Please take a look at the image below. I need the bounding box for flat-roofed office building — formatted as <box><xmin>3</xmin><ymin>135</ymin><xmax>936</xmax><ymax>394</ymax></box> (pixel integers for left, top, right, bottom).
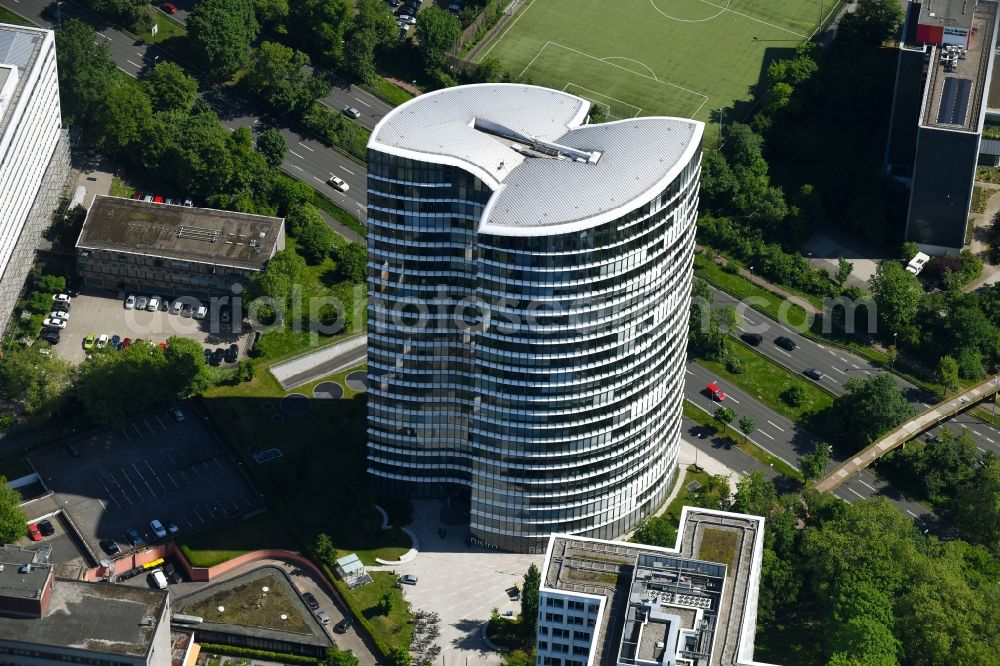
<box><xmin>366</xmin><ymin>84</ymin><xmax>703</xmax><ymax>552</ymax></box>
<box><xmin>0</xmin><ymin>23</ymin><xmax>70</xmax><ymax>335</ymax></box>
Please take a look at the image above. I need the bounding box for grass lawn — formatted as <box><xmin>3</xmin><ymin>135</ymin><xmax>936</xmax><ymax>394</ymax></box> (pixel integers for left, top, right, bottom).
<box><xmin>971</xmin><ymin>185</ymin><xmax>995</xmax><ymax>213</ymax></box>
<box><xmin>180</xmin><ymin>573</ymin><xmax>311</xmax><ymax>634</ymax></box>
<box><xmin>350</xmin><ymin>572</ymin><xmax>414</xmax><ymax>650</ymax></box>
<box><xmin>695</xmin><ymin>253</ymin><xmax>817</xmax><ymax>323</ymax></box>
<box><xmin>698</xmin><ymin>341</ymin><xmax>834</xmax><ymax>421</ymax></box>
<box><xmin>697</xmin><ymin>528</ymin><xmax>740</xmax><ymax>566</ymax></box>
<box><xmin>364</xmin><ymin>76</ymin><xmax>414</xmax><ymax>107</ymax></box>
<box><xmin>109</xmin><ymin>177</ymin><xmax>135</xmax><ymax>199</ymax></box>
<box><xmin>0</xmin><ymin>6</ymin><xmax>35</xmax><ymax>26</ymax></box>
<box><xmin>138</xmin><ymin>7</ymin><xmax>187</xmax><ymax>44</ymax></box>
<box><xmin>479</xmin><ymin>0</ymin><xmax>838</xmax><ymax>133</ymax></box>
<box><xmin>683</xmin><ymin>401</ymin><xmax>804</xmax><ymax>482</ymax></box>
<box><xmin>660</xmin><ymin>465</ymin><xmax>718</xmax><ymax>525</ymax></box>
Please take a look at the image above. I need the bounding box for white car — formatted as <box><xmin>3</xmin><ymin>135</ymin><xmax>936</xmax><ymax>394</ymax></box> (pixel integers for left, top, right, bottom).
<box><xmin>194</xmin><ymin>305</ymin><xmax>208</xmax><ymax>320</ymax></box>
<box><xmin>169</xmin><ymin>300</ymin><xmax>183</xmax><ymax>315</ymax></box>
<box><xmin>124</xmin><ymin>294</ymin><xmax>136</xmax><ymax>310</ymax></box>
<box><xmin>399</xmin><ymin>13</ymin><xmax>416</xmax><ymax>24</ymax></box>
<box><xmin>96</xmin><ymin>334</ymin><xmax>109</xmax><ymax>348</ymax></box>
<box><xmin>43</xmin><ymin>317</ymin><xmax>67</xmax><ymax>329</ymax></box>
<box><xmin>48</xmin><ymin>311</ymin><xmax>69</xmax><ymax>320</ymax></box>
<box><xmin>328</xmin><ymin>175</ymin><xmax>349</xmax><ymax>192</ymax></box>
<box><xmin>52</xmin><ymin>293</ymin><xmax>71</xmax><ymax>304</ymax></box>
<box><xmin>150</xmin><ymin>519</ymin><xmax>168</xmax><ymax>539</ymax></box>
<box><xmin>147</xmin><ymin>295</ymin><xmax>161</xmax><ymax>311</ymax></box>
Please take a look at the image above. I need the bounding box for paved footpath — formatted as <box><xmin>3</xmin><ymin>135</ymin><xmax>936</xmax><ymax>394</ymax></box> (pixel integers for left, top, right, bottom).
<box><xmin>269</xmin><ymin>334</ymin><xmax>367</xmax><ymax>389</ymax></box>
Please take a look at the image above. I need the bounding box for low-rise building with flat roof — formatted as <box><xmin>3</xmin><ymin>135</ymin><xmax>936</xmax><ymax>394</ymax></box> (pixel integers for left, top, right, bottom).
<box><xmin>76</xmin><ymin>195</ymin><xmax>284</xmax><ymax>297</ymax></box>
<box><xmin>0</xmin><ymin>544</ymin><xmax>171</xmax><ymax>665</ymax></box>
<box><xmin>536</xmin><ymin>507</ymin><xmax>776</xmax><ymax>666</ymax></box>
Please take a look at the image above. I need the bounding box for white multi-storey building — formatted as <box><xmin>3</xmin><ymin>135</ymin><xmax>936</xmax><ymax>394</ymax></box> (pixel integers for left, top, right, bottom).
<box><xmin>0</xmin><ymin>23</ymin><xmax>69</xmax><ymax>335</ymax></box>
<box><xmin>366</xmin><ymin>84</ymin><xmax>702</xmax><ymax>553</ymax></box>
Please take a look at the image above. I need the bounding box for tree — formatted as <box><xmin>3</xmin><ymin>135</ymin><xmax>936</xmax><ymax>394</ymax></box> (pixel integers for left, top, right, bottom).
<box><xmin>92</xmin><ymin>76</ymin><xmax>153</xmax><ymax>156</ymax></box>
<box><xmin>799</xmin><ymin>442</ymin><xmax>831</xmax><ymax>481</ymax></box>
<box><xmin>254</xmin><ymin>0</ymin><xmax>289</xmax><ymax>33</ymax></box>
<box><xmin>142</xmin><ymin>62</ymin><xmax>198</xmax><ymax>113</ymax></box>
<box><xmin>474</xmin><ymin>56</ymin><xmax>506</xmax><ymax>83</ymax></box>
<box><xmin>388</xmin><ymin>647</ymin><xmax>411</xmax><ymax>666</ymax></box>
<box><xmin>0</xmin><ymin>479</ymin><xmax>27</xmax><ymax>544</ymax></box>
<box><xmin>344</xmin><ymin>29</ymin><xmax>377</xmax><ymax>83</ymax></box>
<box><xmin>738</xmin><ymin>416</ymin><xmax>756</xmax><ymax>443</ymax></box>
<box><xmin>0</xmin><ymin>347</ymin><xmax>72</xmax><ymax>418</ymax></box>
<box><xmin>714</xmin><ymin>407</ymin><xmax>736</xmax><ymax>431</ymax></box>
<box><xmin>912</xmin><ymin>429</ymin><xmax>979</xmax><ymax>502</ymax></box>
<box><xmin>314</xmin><ymin>532</ymin><xmax>337</xmax><ymax>566</ymax></box>
<box><xmin>949</xmin><ymin>455</ymin><xmax>1000</xmax><ymax>554</ymax></box>
<box><xmin>520</xmin><ymin>563</ymin><xmax>541</xmax><ymax>640</ymax></box>
<box><xmin>415</xmin><ymin>6</ymin><xmax>461</xmax><ymax>70</ymax></box>
<box><xmin>900</xmin><ymin>241</ymin><xmax>920</xmax><ymax>262</ymax></box>
<box><xmin>732</xmin><ymin>471</ymin><xmax>777</xmax><ymax>517</ymax></box>
<box><xmin>351</xmin><ymin>0</ymin><xmax>397</xmax><ymax>47</ymax></box>
<box><xmin>56</xmin><ymin>20</ymin><xmax>118</xmax><ymax>127</ymax></box>
<box><xmin>782</xmin><ymin>385</ymin><xmax>807</xmax><ymax>407</ymax></box>
<box><xmin>165</xmin><ymin>337</ymin><xmax>213</xmax><ymax>395</ymax></box>
<box><xmin>188</xmin><ymin>0</ymin><xmax>260</xmax><ymax>79</ymax></box>
<box><xmin>242</xmin><ymin>41</ymin><xmax>329</xmax><ymax>115</ymax></box>
<box><xmin>288</xmin><ymin>0</ymin><xmax>352</xmax><ymax>65</ymax></box>
<box><xmin>839</xmin><ymin>0</ymin><xmax>904</xmax><ymax>47</ymax></box>
<box><xmin>868</xmin><ymin>260</ymin><xmax>922</xmax><ymax>341</ymax></box>
<box><xmin>377</xmin><ymin>591</ymin><xmax>394</xmax><ymax>615</ymax></box>
<box><xmin>632</xmin><ymin>516</ymin><xmax>677</xmax><ymax>548</ymax></box>
<box><xmin>256</xmin><ymin>127</ymin><xmax>287</xmax><ymax>168</ymax></box>
<box><xmin>827</xmin><ymin>374</ymin><xmax>914</xmax><ymax>453</ymax></box>
<box><xmin>325</xmin><ymin>648</ymin><xmax>360</xmax><ymax>666</ymax></box>
<box><xmin>297</xmin><ymin>214</ymin><xmax>337</xmax><ymax>264</ymax></box>
<box><xmin>249</xmin><ymin>249</ymin><xmax>308</xmax><ymax>303</ymax></box>
<box><xmin>835</xmin><ymin>257</ymin><xmax>854</xmax><ymax>288</ymax></box>
<box><xmin>335</xmin><ymin>242</ymin><xmax>368</xmax><ymax>283</ymax></box>
<box><xmin>936</xmin><ymin>355</ymin><xmax>960</xmax><ymax>393</ymax></box>
<box><xmin>75</xmin><ymin>343</ymin><xmax>174</xmax><ymax>424</ymax></box>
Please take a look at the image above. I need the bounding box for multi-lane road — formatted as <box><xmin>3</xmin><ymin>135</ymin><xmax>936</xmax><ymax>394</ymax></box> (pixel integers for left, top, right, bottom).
<box><xmin>3</xmin><ymin>0</ymin><xmax>370</xmax><ymax>221</ymax></box>
<box><xmin>707</xmin><ymin>284</ymin><xmax>1000</xmax><ymax>457</ymax></box>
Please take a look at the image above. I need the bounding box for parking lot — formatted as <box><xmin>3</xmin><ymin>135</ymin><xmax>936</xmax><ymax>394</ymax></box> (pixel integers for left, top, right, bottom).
<box><xmin>49</xmin><ymin>291</ymin><xmax>248</xmax><ymax>365</ymax></box>
<box><xmin>17</xmin><ymin>500</ymin><xmax>93</xmax><ymax>579</ymax></box>
<box><xmin>28</xmin><ymin>403</ymin><xmax>263</xmax><ymax>559</ymax></box>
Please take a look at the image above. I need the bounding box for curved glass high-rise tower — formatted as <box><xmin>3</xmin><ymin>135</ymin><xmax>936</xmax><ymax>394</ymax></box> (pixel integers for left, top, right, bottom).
<box><xmin>367</xmin><ymin>84</ymin><xmax>703</xmax><ymax>553</ymax></box>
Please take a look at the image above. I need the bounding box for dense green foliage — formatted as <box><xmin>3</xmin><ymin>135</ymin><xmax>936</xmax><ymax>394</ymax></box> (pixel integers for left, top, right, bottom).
<box><xmin>241</xmin><ymin>41</ymin><xmax>330</xmax><ymax>116</ymax></box>
<box><xmin>0</xmin><ymin>480</ymin><xmax>28</xmax><ymax>545</ymax></box>
<box><xmin>824</xmin><ymin>374</ymin><xmax>914</xmax><ymax>454</ymax></box>
<box><xmin>520</xmin><ymin>564</ymin><xmax>540</xmax><ymax>641</ymax></box>
<box><xmin>256</xmin><ymin>127</ymin><xmax>287</xmax><ymax>168</ymax></box>
<box><xmin>188</xmin><ymin>0</ymin><xmax>260</xmax><ymax>79</ymax></box>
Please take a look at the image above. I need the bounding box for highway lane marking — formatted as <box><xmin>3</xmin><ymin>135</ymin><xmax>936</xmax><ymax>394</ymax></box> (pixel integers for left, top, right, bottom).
<box><xmin>298</xmin><ymin>142</ymin><xmax>315</xmax><ymax>152</ymax></box>
<box><xmin>960</xmin><ymin>423</ymin><xmax>968</xmax><ymax>429</ymax></box>
<box><xmin>226</xmin><ymin>127</ymin><xmax>235</xmax><ymax>132</ymax></box>
<box><xmin>758</xmin><ymin>430</ymin><xmax>774</xmax><ymax>440</ymax></box>
<box><xmin>978</xmin><ymin>446</ymin><xmax>987</xmax><ymax>452</ymax></box>
<box><xmin>859</xmin><ymin>479</ymin><xmax>877</xmax><ymax>492</ymax></box>
<box><xmin>848</xmin><ymin>487</ymin><xmax>865</xmax><ymax>499</ymax></box>
<box><xmin>98</xmin><ymin>33</ymin><xmax>112</xmax><ymax>41</ymax></box>
<box><xmin>685</xmin><ymin>369</ymin><xmax>693</xmax><ymax>375</ymax></box>
<box><xmin>864</xmin><ymin>370</ymin><xmax>871</xmax><ymax>375</ymax></box>
<box><xmin>839</xmin><ymin>357</ymin><xmax>849</xmax><ymax>363</ymax></box>
<box><xmin>974</xmin><ymin>430</ymin><xmax>985</xmax><ymax>437</ymax></box>
<box><xmin>832</xmin><ymin>367</ymin><xmax>847</xmax><ymax>375</ymax></box>
<box><xmin>921</xmin><ymin>403</ymin><xmax>931</xmax><ymax>408</ymax></box>
<box><xmin>828</xmin><ymin>350</ymin><xmax>837</xmax><ymax>356</ymax></box>
<box><xmin>354</xmin><ymin>97</ymin><xmax>372</xmax><ymax>108</ymax></box>
<box><xmin>339</xmin><ymin>165</ymin><xmax>356</xmax><ymax>174</ymax></box>
<box><xmin>824</xmin><ymin>375</ymin><xmax>838</xmax><ymax>383</ymax></box>
<box><xmin>292</xmin><ymin>164</ymin><xmax>303</xmax><ymax>171</ymax></box>
<box><xmin>816</xmin><ymin>343</ymin><xmax>824</xmax><ymax>349</ymax></box>
<box><xmin>906</xmin><ymin>509</ymin><xmax>918</xmax><ymax>518</ymax></box>
<box><xmin>776</xmin><ymin>348</ymin><xmax>793</xmax><ymax>358</ymax></box>
<box><xmin>288</xmin><ymin>149</ymin><xmax>304</xmax><ymax>159</ymax></box>
<box><xmin>313</xmin><ymin>176</ymin><xmax>325</xmax><ymax>183</ymax></box>
<box><xmin>726</xmin><ymin>395</ymin><xmax>740</xmax><ymax>404</ymax></box>
<box><xmin>851</xmin><ymin>363</ymin><xmax>860</xmax><ymax>369</ymax></box>
<box><xmin>987</xmin><ymin>437</ymin><xmax>996</xmax><ymax>443</ymax></box>
<box><xmin>766</xmin><ymin>420</ymin><xmax>784</xmax><ymax>432</ymax></box>
<box><xmin>126</xmin><ymin>59</ymin><xmax>142</xmax><ymax>69</ymax></box>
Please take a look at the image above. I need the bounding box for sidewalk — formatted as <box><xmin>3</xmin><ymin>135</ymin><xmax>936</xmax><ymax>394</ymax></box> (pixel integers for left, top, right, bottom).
<box><xmin>268</xmin><ymin>334</ymin><xmax>367</xmax><ymax>389</ymax></box>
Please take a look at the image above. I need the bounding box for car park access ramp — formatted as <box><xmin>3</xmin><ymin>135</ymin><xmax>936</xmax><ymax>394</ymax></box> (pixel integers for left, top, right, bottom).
<box><xmin>814</xmin><ymin>375</ymin><xmax>1000</xmax><ymax>493</ymax></box>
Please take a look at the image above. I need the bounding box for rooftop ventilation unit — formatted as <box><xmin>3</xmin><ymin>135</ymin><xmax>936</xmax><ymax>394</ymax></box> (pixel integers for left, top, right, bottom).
<box><xmin>177</xmin><ymin>226</ymin><xmax>220</xmax><ymax>243</ymax></box>
<box><xmin>472</xmin><ymin>117</ymin><xmax>600</xmax><ymax>164</ymax></box>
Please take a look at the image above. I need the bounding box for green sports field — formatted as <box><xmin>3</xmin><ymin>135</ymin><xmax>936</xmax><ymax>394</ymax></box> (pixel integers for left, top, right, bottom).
<box><xmin>477</xmin><ymin>0</ymin><xmax>840</xmax><ymax>128</ymax></box>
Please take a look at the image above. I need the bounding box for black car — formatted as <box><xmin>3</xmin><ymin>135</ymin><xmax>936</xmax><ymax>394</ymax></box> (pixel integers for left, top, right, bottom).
<box><xmin>774</xmin><ymin>336</ymin><xmax>797</xmax><ymax>351</ymax></box>
<box><xmin>302</xmin><ymin>592</ymin><xmax>320</xmax><ymax>611</ymax></box>
<box><xmin>210</xmin><ymin>348</ymin><xmax>225</xmax><ymax>366</ymax></box>
<box><xmin>740</xmin><ymin>332</ymin><xmax>762</xmax><ymax>346</ymax></box>
<box><xmin>37</xmin><ymin>519</ymin><xmax>55</xmax><ymax>537</ymax></box>
<box><xmin>100</xmin><ymin>539</ymin><xmax>121</xmax><ymax>556</ymax></box>
<box><xmin>40</xmin><ymin>330</ymin><xmax>60</xmax><ymax>344</ymax></box>
<box><xmin>52</xmin><ymin>300</ymin><xmax>70</xmax><ymax>313</ymax></box>
<box><xmin>334</xmin><ymin>617</ymin><xmax>353</xmax><ymax>633</ymax></box>
<box><xmin>224</xmin><ymin>343</ymin><xmax>239</xmax><ymax>363</ymax></box>
<box><xmin>804</xmin><ymin>368</ymin><xmax>825</xmax><ymax>381</ymax></box>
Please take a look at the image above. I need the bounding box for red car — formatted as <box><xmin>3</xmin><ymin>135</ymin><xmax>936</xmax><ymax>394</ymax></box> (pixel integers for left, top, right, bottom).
<box><xmin>707</xmin><ymin>382</ymin><xmax>727</xmax><ymax>402</ymax></box>
<box><xmin>153</xmin><ymin>195</ymin><xmax>165</xmax><ymax>204</ymax></box>
<box><xmin>161</xmin><ymin>2</ymin><xmax>177</xmax><ymax>12</ymax></box>
<box><xmin>121</xmin><ymin>337</ymin><xmax>131</xmax><ymax>348</ymax></box>
<box><xmin>158</xmin><ymin>342</ymin><xmax>167</xmax><ymax>352</ymax></box>
<box><xmin>27</xmin><ymin>524</ymin><xmax>42</xmax><ymax>541</ymax></box>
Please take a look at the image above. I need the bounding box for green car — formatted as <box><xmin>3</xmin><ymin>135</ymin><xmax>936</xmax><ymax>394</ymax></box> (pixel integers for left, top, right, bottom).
<box><xmin>83</xmin><ymin>333</ymin><xmax>96</xmax><ymax>350</ymax></box>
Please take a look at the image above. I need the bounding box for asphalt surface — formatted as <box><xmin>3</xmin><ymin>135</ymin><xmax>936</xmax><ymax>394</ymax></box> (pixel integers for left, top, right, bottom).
<box><xmin>323</xmin><ymin>80</ymin><xmax>394</xmax><ymax>130</ymax></box>
<box><xmin>708</xmin><ymin>284</ymin><xmax>1000</xmax><ymax>457</ymax></box>
<box><xmin>684</xmin><ymin>362</ymin><xmax>935</xmax><ymax>524</ymax></box>
<box><xmin>4</xmin><ymin>0</ymin><xmax>370</xmax><ymax>224</ymax></box>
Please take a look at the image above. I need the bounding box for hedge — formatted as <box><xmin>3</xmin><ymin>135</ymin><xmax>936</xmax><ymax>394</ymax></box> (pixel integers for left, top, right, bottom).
<box><xmin>196</xmin><ymin>643</ymin><xmax>321</xmax><ymax>665</ymax></box>
<box><xmin>323</xmin><ymin>562</ymin><xmax>395</xmax><ymax>659</ymax></box>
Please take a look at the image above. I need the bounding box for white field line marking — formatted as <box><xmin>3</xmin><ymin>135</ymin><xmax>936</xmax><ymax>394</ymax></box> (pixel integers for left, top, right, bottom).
<box><xmin>808</xmin><ymin>0</ymin><xmax>845</xmax><ymax>40</ymax></box>
<box><xmin>600</xmin><ymin>56</ymin><xmax>658</xmax><ymax>80</ymax></box>
<box><xmin>563</xmin><ymin>82</ymin><xmax>642</xmax><ymax>117</ymax></box>
<box><xmin>288</xmin><ymin>149</ymin><xmax>304</xmax><ymax>159</ymax></box>
<box><xmin>480</xmin><ymin>0</ymin><xmax>539</xmax><ymax>59</ymax></box>
<box><xmin>695</xmin><ymin>0</ymin><xmax>809</xmax><ymax>38</ymax></box>
<box><xmin>297</xmin><ymin>142</ymin><xmax>314</xmax><ymax>152</ymax></box>
<box><xmin>767</xmin><ymin>420</ymin><xmax>784</xmax><ymax>432</ymax></box>
<box><xmin>523</xmin><ymin>41</ymin><xmax>709</xmax><ymax>116</ymax></box>
<box><xmin>649</xmin><ymin>0</ymin><xmax>730</xmax><ymax>23</ymax></box>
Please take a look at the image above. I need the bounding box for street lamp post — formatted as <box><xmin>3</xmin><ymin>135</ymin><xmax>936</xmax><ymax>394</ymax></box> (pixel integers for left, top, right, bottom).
<box><xmin>890</xmin><ymin>332</ymin><xmax>898</xmax><ymax>369</ymax></box>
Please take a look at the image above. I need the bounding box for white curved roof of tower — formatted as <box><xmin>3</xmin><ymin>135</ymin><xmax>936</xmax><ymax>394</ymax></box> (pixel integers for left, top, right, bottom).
<box><xmin>368</xmin><ymin>83</ymin><xmax>704</xmax><ymax>236</ymax></box>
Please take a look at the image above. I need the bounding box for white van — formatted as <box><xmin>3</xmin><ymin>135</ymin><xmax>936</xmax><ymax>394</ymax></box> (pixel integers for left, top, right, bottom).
<box><xmin>150</xmin><ymin>570</ymin><xmax>168</xmax><ymax>590</ymax></box>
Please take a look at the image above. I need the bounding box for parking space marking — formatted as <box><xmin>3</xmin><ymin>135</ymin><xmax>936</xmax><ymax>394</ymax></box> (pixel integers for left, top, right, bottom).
<box><xmin>166</xmin><ymin>451</ymin><xmax>178</xmax><ymax>466</ymax></box>
<box><xmin>178</xmin><ymin>469</ymin><xmax>191</xmax><ymax>485</ymax></box>
<box><xmin>131</xmin><ymin>422</ymin><xmax>142</xmax><ymax>437</ymax></box>
<box><xmin>121</xmin><ymin>427</ymin><xmax>131</xmax><ymax>442</ymax></box>
<box><xmin>229</xmin><ymin>497</ymin><xmax>241</xmax><ymax>513</ymax></box>
<box><xmin>192</xmin><ymin>506</ymin><xmax>205</xmax><ymax>524</ymax></box>
<box><xmin>143</xmin><ymin>419</ymin><xmax>155</xmax><ymax>434</ymax></box>
<box><xmin>166</xmin><ymin>472</ymin><xmax>180</xmax><ymax>489</ymax></box>
<box><xmin>153</xmin><ymin>415</ymin><xmax>166</xmax><ymax>431</ymax></box>
<box><xmin>213</xmin><ymin>457</ymin><xmax>226</xmax><ymax>473</ymax></box>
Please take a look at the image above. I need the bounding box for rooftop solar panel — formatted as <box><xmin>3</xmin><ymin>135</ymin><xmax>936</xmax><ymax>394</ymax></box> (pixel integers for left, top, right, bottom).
<box><xmin>938</xmin><ymin>76</ymin><xmax>973</xmax><ymax>125</ymax></box>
